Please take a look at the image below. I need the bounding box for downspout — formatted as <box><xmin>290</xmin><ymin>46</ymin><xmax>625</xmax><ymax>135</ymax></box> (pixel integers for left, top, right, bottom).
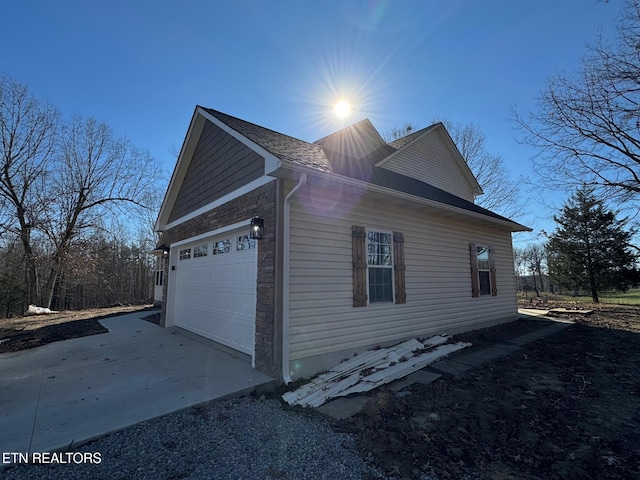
<box><xmin>282</xmin><ymin>173</ymin><xmax>307</xmax><ymax>384</ymax></box>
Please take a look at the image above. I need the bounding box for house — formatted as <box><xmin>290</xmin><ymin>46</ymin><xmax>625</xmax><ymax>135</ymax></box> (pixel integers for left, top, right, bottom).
<box><xmin>154</xmin><ymin>106</ymin><xmax>530</xmax><ymax>382</ymax></box>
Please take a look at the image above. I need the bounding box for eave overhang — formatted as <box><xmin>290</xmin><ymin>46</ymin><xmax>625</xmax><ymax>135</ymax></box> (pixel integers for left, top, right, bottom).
<box><xmin>270</xmin><ymin>162</ymin><xmax>530</xmax><ymax>233</ymax></box>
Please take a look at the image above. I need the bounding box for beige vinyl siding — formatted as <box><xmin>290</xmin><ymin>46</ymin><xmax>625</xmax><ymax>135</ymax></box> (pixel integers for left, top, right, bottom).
<box><xmin>288</xmin><ymin>184</ymin><xmax>517</xmax><ymax>362</ymax></box>
<box><xmin>381</xmin><ymin>129</ymin><xmax>477</xmax><ymax>202</ymax></box>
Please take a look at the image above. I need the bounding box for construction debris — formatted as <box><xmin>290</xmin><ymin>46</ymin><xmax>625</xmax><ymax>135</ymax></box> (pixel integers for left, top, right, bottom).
<box><xmin>24</xmin><ymin>305</ymin><xmax>58</xmax><ymax>316</ymax></box>
<box><xmin>548</xmin><ymin>308</ymin><xmax>594</xmax><ymax>316</ymax></box>
<box><xmin>283</xmin><ymin>335</ymin><xmax>471</xmax><ymax>407</ymax></box>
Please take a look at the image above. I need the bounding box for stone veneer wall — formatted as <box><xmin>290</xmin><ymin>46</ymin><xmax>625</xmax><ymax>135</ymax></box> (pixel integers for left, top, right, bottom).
<box><xmin>158</xmin><ymin>181</ymin><xmax>278</xmax><ymax>376</ymax></box>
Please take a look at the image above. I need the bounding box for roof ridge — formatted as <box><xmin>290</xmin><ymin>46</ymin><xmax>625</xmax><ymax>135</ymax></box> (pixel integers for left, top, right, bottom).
<box><xmin>388</xmin><ymin>123</ymin><xmax>440</xmax><ymax>148</ymax></box>
<box><xmin>313</xmin><ymin>118</ymin><xmax>377</xmax><ymax>145</ymax></box>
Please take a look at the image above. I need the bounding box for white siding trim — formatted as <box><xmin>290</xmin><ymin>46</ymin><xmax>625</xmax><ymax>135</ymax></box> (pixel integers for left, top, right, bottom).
<box><xmin>169</xmin><ymin>219</ymin><xmax>254</xmax><ymax>248</ymax></box>
<box><xmin>164</xmin><ymin>177</ymin><xmax>275</xmax><ymax>230</ymax></box>
<box><xmin>155</xmin><ymin>112</ymin><xmax>207</xmax><ymax>231</ymax></box>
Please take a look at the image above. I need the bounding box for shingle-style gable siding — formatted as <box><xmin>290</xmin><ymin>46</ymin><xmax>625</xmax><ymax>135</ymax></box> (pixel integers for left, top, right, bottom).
<box><xmin>168</xmin><ymin>120</ymin><xmax>265</xmax><ymax>223</ymax></box>
<box><xmin>381</xmin><ymin>129</ymin><xmax>478</xmax><ymax>202</ymax></box>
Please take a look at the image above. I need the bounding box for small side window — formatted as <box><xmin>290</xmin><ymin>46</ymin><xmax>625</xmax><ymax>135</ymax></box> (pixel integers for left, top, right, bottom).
<box><xmin>179</xmin><ymin>248</ymin><xmax>191</xmax><ymax>260</ymax></box>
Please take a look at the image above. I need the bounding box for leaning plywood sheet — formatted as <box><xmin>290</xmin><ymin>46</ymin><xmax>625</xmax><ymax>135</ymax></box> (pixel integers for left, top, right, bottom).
<box><xmin>282</xmin><ymin>335</ymin><xmax>471</xmax><ymax>407</ymax></box>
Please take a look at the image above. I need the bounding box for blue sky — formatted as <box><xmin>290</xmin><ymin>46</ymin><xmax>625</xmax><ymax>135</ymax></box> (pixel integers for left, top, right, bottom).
<box><xmin>0</xmin><ymin>0</ymin><xmax>622</xmax><ymax>244</ymax></box>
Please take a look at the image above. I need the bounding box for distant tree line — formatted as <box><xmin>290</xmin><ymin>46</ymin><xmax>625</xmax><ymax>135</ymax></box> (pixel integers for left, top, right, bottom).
<box><xmin>0</xmin><ymin>75</ymin><xmax>162</xmax><ymax>317</ymax></box>
<box><xmin>0</xmin><ymin>233</ymin><xmax>156</xmax><ymax>317</ymax></box>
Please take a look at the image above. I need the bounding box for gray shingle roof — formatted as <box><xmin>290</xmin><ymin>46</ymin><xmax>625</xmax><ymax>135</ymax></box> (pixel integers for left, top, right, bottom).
<box><xmin>200</xmin><ymin>107</ymin><xmax>527</xmax><ymax>230</ymax></box>
<box><xmin>201</xmin><ymin>107</ymin><xmax>332</xmax><ymax>172</ymax></box>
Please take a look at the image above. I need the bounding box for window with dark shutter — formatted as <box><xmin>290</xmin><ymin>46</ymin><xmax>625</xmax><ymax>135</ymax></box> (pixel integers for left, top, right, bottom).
<box><xmin>352</xmin><ymin>226</ymin><xmax>367</xmax><ymax>307</ymax></box>
<box><xmin>393</xmin><ymin>231</ymin><xmax>406</xmax><ymax>304</ymax></box>
<box><xmin>470</xmin><ymin>243</ymin><xmax>480</xmax><ymax>297</ymax></box>
<box><xmin>470</xmin><ymin>243</ymin><xmax>497</xmax><ymax>297</ymax></box>
<box><xmin>354</xmin><ymin>226</ymin><xmax>407</xmax><ymax>306</ymax></box>
<box><xmin>367</xmin><ymin>231</ymin><xmax>393</xmax><ymax>303</ymax></box>
<box><xmin>489</xmin><ymin>246</ymin><xmax>497</xmax><ymax>296</ymax></box>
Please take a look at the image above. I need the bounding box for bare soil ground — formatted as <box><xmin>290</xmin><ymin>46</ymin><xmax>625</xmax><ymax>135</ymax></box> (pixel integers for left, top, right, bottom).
<box><xmin>2</xmin><ymin>302</ymin><xmax>638</xmax><ymax>479</ymax></box>
<box><xmin>343</xmin><ymin>302</ymin><xmax>640</xmax><ymax>479</ymax></box>
<box><xmin>0</xmin><ymin>305</ymin><xmax>155</xmax><ymax>353</ymax></box>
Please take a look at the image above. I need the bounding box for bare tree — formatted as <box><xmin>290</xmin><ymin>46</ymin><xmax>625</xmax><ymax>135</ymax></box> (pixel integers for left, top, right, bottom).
<box><xmin>442</xmin><ymin>120</ymin><xmax>523</xmax><ymax>219</ymax></box>
<box><xmin>515</xmin><ymin>0</ymin><xmax>640</xmax><ymax>207</ymax></box>
<box><xmin>513</xmin><ymin>247</ymin><xmax>526</xmax><ymax>292</ymax></box>
<box><xmin>523</xmin><ymin>243</ymin><xmax>547</xmax><ymax>295</ymax></box>
<box><xmin>0</xmin><ymin>76</ymin><xmax>59</xmax><ymax>306</ymax></box>
<box><xmin>0</xmin><ymin>76</ymin><xmax>161</xmax><ymax>310</ymax></box>
<box><xmin>39</xmin><ymin>115</ymin><xmax>159</xmax><ymax>308</ymax></box>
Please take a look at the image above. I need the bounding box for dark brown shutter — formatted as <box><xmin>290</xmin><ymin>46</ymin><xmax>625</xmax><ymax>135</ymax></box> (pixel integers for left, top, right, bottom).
<box><xmin>393</xmin><ymin>231</ymin><xmax>406</xmax><ymax>304</ymax></box>
<box><xmin>352</xmin><ymin>226</ymin><xmax>367</xmax><ymax>307</ymax></box>
<box><xmin>469</xmin><ymin>243</ymin><xmax>480</xmax><ymax>297</ymax></box>
<box><xmin>489</xmin><ymin>246</ymin><xmax>497</xmax><ymax>296</ymax></box>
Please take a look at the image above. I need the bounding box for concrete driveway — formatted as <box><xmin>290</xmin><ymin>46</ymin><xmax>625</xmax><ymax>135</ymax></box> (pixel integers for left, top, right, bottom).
<box><xmin>0</xmin><ymin>312</ymin><xmax>274</xmax><ymax>457</ymax></box>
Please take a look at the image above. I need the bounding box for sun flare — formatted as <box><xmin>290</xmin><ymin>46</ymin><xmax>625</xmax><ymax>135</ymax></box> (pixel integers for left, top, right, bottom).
<box><xmin>334</xmin><ymin>100</ymin><xmax>352</xmax><ymax>119</ymax></box>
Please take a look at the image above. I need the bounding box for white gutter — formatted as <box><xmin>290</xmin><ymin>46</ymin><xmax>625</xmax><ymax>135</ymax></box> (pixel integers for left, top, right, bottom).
<box><xmin>282</xmin><ymin>173</ymin><xmax>307</xmax><ymax>384</ymax></box>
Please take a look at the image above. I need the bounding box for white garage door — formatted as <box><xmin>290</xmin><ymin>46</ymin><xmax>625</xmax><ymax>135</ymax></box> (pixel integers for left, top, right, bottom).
<box><xmin>172</xmin><ymin>229</ymin><xmax>257</xmax><ymax>357</ymax></box>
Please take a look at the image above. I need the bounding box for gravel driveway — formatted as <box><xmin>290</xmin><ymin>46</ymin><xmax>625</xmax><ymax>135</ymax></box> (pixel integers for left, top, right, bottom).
<box><xmin>2</xmin><ymin>396</ymin><xmax>383</xmax><ymax>480</ymax></box>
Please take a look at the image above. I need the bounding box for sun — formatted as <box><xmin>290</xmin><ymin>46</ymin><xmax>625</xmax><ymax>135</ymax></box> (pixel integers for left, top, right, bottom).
<box><xmin>334</xmin><ymin>100</ymin><xmax>352</xmax><ymax>119</ymax></box>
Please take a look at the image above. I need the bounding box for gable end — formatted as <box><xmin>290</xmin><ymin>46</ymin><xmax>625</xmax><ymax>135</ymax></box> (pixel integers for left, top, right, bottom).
<box><xmin>167</xmin><ymin>120</ymin><xmax>265</xmax><ymax>223</ymax></box>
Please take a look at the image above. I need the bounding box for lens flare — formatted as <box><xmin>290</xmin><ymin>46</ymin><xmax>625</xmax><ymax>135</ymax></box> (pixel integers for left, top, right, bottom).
<box><xmin>334</xmin><ymin>100</ymin><xmax>352</xmax><ymax>118</ymax></box>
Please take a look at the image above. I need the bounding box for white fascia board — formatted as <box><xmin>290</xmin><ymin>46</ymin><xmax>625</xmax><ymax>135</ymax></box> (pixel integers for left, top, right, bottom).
<box><xmin>198</xmin><ymin>107</ymin><xmax>281</xmax><ymax>175</ymax></box>
<box><xmin>163</xmin><ymin>176</ymin><xmax>275</xmax><ymax>231</ymax></box>
<box><xmin>170</xmin><ymin>218</ymin><xmax>254</xmax><ymax>248</ymax></box>
<box><xmin>436</xmin><ymin>125</ymin><xmax>484</xmax><ymax>195</ymax></box>
<box><xmin>155</xmin><ymin>111</ymin><xmax>207</xmax><ymax>232</ymax></box>
<box><xmin>281</xmin><ymin>162</ymin><xmax>530</xmax><ymax>232</ymax></box>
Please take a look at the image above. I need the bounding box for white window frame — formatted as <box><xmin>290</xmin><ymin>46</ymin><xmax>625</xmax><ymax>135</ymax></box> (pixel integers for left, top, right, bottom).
<box><xmin>236</xmin><ymin>235</ymin><xmax>256</xmax><ymax>251</ymax></box>
<box><xmin>179</xmin><ymin>248</ymin><xmax>191</xmax><ymax>260</ymax></box>
<box><xmin>193</xmin><ymin>244</ymin><xmax>208</xmax><ymax>258</ymax></box>
<box><xmin>213</xmin><ymin>239</ymin><xmax>232</xmax><ymax>255</ymax></box>
<box><xmin>476</xmin><ymin>245</ymin><xmax>492</xmax><ymax>296</ymax></box>
<box><xmin>365</xmin><ymin>228</ymin><xmax>395</xmax><ymax>304</ymax></box>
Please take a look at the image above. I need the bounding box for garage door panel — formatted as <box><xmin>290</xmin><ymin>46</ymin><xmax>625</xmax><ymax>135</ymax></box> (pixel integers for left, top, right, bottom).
<box><xmin>173</xmin><ymin>229</ymin><xmax>257</xmax><ymax>357</ymax></box>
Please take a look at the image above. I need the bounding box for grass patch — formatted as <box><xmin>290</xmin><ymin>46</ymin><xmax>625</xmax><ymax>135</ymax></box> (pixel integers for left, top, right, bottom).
<box><xmin>519</xmin><ymin>288</ymin><xmax>640</xmax><ymax>305</ymax></box>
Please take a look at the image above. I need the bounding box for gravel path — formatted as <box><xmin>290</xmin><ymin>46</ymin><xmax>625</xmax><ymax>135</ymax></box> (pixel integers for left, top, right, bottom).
<box><xmin>3</xmin><ymin>396</ymin><xmax>384</xmax><ymax>480</ymax></box>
